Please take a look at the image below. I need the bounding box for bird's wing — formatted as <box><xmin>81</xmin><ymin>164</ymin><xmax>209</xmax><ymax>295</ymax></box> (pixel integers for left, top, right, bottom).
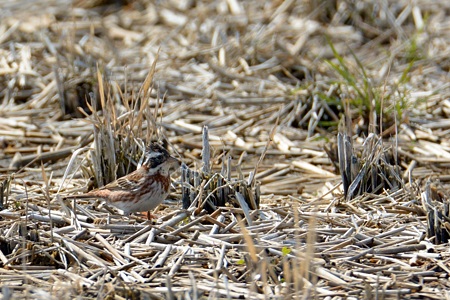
<box><xmin>101</xmin><ymin>169</ymin><xmax>146</xmax><ymax>192</ymax></box>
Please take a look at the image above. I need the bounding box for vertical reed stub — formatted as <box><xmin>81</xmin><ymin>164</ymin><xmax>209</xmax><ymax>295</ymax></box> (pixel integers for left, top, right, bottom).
<box><xmin>201</xmin><ymin>125</ymin><xmax>211</xmax><ymax>175</ymax></box>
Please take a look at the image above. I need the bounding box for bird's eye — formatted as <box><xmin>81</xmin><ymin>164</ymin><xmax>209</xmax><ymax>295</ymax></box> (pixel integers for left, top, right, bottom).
<box><xmin>147</xmin><ymin>153</ymin><xmax>165</xmax><ymax>167</ymax></box>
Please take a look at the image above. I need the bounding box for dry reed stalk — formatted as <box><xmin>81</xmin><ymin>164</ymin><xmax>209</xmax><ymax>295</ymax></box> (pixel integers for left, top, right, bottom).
<box><xmin>182</xmin><ymin>125</ymin><xmax>260</xmax><ymax>217</ymax></box>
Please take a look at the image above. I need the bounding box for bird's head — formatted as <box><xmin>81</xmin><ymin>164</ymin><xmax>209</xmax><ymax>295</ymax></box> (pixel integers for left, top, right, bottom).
<box><xmin>144</xmin><ymin>143</ymin><xmax>181</xmax><ymax>173</ymax></box>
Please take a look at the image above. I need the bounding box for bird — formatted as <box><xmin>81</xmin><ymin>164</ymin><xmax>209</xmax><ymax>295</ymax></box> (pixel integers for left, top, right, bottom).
<box><xmin>65</xmin><ymin>142</ymin><xmax>181</xmax><ymax>216</ymax></box>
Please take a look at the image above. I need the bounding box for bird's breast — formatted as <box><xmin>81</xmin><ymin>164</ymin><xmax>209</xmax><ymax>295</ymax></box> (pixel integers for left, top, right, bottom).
<box><xmin>143</xmin><ymin>173</ymin><xmax>171</xmax><ymax>193</ymax></box>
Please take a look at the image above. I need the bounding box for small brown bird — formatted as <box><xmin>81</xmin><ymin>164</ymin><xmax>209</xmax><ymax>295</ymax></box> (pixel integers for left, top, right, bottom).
<box><xmin>65</xmin><ymin>143</ymin><xmax>181</xmax><ymax>215</ymax></box>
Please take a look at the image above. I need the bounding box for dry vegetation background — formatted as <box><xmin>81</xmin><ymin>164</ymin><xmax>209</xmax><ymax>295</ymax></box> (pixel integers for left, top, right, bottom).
<box><xmin>0</xmin><ymin>0</ymin><xmax>450</xmax><ymax>299</ymax></box>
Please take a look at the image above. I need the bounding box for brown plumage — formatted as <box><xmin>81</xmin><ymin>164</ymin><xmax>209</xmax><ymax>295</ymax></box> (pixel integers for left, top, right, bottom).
<box><xmin>65</xmin><ymin>143</ymin><xmax>180</xmax><ymax>215</ymax></box>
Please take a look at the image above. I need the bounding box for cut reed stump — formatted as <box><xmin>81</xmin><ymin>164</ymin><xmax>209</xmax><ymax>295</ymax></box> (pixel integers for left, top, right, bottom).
<box><xmin>422</xmin><ymin>180</ymin><xmax>450</xmax><ymax>244</ymax></box>
<box><xmin>328</xmin><ymin>125</ymin><xmax>403</xmax><ymax>201</ymax></box>
<box><xmin>0</xmin><ymin>176</ymin><xmax>11</xmax><ymax>211</ymax></box>
<box><xmin>181</xmin><ymin>126</ymin><xmax>260</xmax><ymax>218</ymax></box>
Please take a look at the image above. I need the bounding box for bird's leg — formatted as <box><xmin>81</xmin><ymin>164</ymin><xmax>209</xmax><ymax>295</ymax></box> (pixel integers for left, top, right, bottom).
<box><xmin>142</xmin><ymin>211</ymin><xmax>159</xmax><ymax>221</ymax></box>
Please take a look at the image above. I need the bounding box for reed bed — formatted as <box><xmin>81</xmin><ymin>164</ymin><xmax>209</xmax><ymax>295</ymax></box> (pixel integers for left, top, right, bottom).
<box><xmin>0</xmin><ymin>0</ymin><xmax>450</xmax><ymax>299</ymax></box>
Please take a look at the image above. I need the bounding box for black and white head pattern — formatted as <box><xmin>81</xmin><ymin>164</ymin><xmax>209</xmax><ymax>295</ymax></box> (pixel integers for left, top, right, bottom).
<box><xmin>144</xmin><ymin>143</ymin><xmax>170</xmax><ymax>169</ymax></box>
